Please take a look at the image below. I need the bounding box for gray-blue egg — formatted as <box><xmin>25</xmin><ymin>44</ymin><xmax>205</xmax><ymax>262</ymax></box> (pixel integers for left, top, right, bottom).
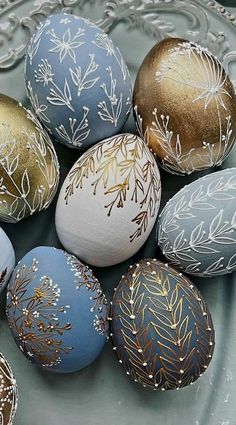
<box><xmin>6</xmin><ymin>246</ymin><xmax>108</xmax><ymax>373</ymax></box>
<box><xmin>158</xmin><ymin>168</ymin><xmax>236</xmax><ymax>277</ymax></box>
<box><xmin>25</xmin><ymin>13</ymin><xmax>132</xmax><ymax>149</ymax></box>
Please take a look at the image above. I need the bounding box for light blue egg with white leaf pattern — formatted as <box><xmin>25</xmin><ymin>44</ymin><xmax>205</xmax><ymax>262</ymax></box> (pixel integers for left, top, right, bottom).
<box><xmin>25</xmin><ymin>13</ymin><xmax>132</xmax><ymax>149</ymax></box>
<box><xmin>158</xmin><ymin>168</ymin><xmax>236</xmax><ymax>277</ymax></box>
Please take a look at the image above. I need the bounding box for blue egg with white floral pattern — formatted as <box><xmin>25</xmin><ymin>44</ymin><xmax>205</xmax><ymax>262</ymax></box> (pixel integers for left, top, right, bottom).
<box><xmin>6</xmin><ymin>246</ymin><xmax>108</xmax><ymax>373</ymax></box>
<box><xmin>25</xmin><ymin>13</ymin><xmax>132</xmax><ymax>149</ymax></box>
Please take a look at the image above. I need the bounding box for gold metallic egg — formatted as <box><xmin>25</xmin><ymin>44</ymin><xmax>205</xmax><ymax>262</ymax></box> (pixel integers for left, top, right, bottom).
<box><xmin>133</xmin><ymin>38</ymin><xmax>236</xmax><ymax>175</ymax></box>
<box><xmin>0</xmin><ymin>94</ymin><xmax>59</xmax><ymax>222</ymax></box>
<box><xmin>0</xmin><ymin>352</ymin><xmax>18</xmax><ymax>425</ymax></box>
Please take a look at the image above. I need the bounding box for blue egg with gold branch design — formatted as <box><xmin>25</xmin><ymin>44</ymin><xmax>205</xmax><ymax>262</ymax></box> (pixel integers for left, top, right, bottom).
<box><xmin>25</xmin><ymin>13</ymin><xmax>132</xmax><ymax>149</ymax></box>
<box><xmin>111</xmin><ymin>259</ymin><xmax>215</xmax><ymax>390</ymax></box>
<box><xmin>6</xmin><ymin>246</ymin><xmax>108</xmax><ymax>373</ymax></box>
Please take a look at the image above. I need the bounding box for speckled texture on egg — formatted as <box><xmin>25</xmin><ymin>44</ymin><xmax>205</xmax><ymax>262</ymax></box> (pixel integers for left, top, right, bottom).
<box><xmin>6</xmin><ymin>246</ymin><xmax>108</xmax><ymax>373</ymax></box>
<box><xmin>25</xmin><ymin>13</ymin><xmax>132</xmax><ymax>149</ymax></box>
<box><xmin>158</xmin><ymin>168</ymin><xmax>236</xmax><ymax>277</ymax></box>
<box><xmin>111</xmin><ymin>259</ymin><xmax>215</xmax><ymax>390</ymax></box>
<box><xmin>0</xmin><ymin>227</ymin><xmax>15</xmax><ymax>295</ymax></box>
<box><xmin>55</xmin><ymin>133</ymin><xmax>161</xmax><ymax>267</ymax></box>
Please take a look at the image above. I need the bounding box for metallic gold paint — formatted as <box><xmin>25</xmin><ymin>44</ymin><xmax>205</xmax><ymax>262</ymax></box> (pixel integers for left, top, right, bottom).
<box><xmin>133</xmin><ymin>38</ymin><xmax>236</xmax><ymax>175</ymax></box>
<box><xmin>0</xmin><ymin>94</ymin><xmax>59</xmax><ymax>222</ymax></box>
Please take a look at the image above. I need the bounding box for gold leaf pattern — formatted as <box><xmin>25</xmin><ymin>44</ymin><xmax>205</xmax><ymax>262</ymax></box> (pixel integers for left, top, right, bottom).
<box><xmin>111</xmin><ymin>259</ymin><xmax>214</xmax><ymax>390</ymax></box>
<box><xmin>6</xmin><ymin>259</ymin><xmax>72</xmax><ymax>369</ymax></box>
<box><xmin>64</xmin><ymin>134</ymin><xmax>161</xmax><ymax>242</ymax></box>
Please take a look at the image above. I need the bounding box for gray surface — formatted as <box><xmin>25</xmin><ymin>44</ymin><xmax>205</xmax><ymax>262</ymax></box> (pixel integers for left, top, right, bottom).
<box><xmin>0</xmin><ymin>1</ymin><xmax>236</xmax><ymax>425</ymax></box>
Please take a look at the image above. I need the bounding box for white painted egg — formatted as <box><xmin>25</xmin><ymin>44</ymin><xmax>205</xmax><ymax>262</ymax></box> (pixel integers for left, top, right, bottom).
<box><xmin>158</xmin><ymin>168</ymin><xmax>236</xmax><ymax>277</ymax></box>
<box><xmin>0</xmin><ymin>227</ymin><xmax>15</xmax><ymax>295</ymax></box>
<box><xmin>55</xmin><ymin>133</ymin><xmax>161</xmax><ymax>267</ymax></box>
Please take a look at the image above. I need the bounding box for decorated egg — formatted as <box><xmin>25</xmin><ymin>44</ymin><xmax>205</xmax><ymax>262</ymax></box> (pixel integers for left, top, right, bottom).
<box><xmin>0</xmin><ymin>352</ymin><xmax>18</xmax><ymax>425</ymax></box>
<box><xmin>25</xmin><ymin>13</ymin><xmax>132</xmax><ymax>149</ymax></box>
<box><xmin>55</xmin><ymin>133</ymin><xmax>161</xmax><ymax>267</ymax></box>
<box><xmin>0</xmin><ymin>94</ymin><xmax>59</xmax><ymax>223</ymax></box>
<box><xmin>158</xmin><ymin>168</ymin><xmax>236</xmax><ymax>277</ymax></box>
<box><xmin>133</xmin><ymin>38</ymin><xmax>236</xmax><ymax>175</ymax></box>
<box><xmin>111</xmin><ymin>259</ymin><xmax>215</xmax><ymax>390</ymax></box>
<box><xmin>0</xmin><ymin>228</ymin><xmax>15</xmax><ymax>295</ymax></box>
<box><xmin>6</xmin><ymin>247</ymin><xmax>108</xmax><ymax>373</ymax></box>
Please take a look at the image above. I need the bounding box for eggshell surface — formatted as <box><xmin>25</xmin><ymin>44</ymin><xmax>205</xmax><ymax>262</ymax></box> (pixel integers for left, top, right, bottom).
<box><xmin>25</xmin><ymin>13</ymin><xmax>132</xmax><ymax>149</ymax></box>
<box><xmin>6</xmin><ymin>246</ymin><xmax>108</xmax><ymax>373</ymax></box>
<box><xmin>55</xmin><ymin>133</ymin><xmax>161</xmax><ymax>267</ymax></box>
<box><xmin>111</xmin><ymin>259</ymin><xmax>215</xmax><ymax>390</ymax></box>
<box><xmin>158</xmin><ymin>168</ymin><xmax>236</xmax><ymax>276</ymax></box>
<box><xmin>0</xmin><ymin>94</ymin><xmax>59</xmax><ymax>223</ymax></box>
<box><xmin>133</xmin><ymin>38</ymin><xmax>236</xmax><ymax>175</ymax></box>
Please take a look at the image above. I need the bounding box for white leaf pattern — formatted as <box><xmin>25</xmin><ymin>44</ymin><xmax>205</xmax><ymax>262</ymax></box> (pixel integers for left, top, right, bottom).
<box><xmin>98</xmin><ymin>66</ymin><xmax>123</xmax><ymax>126</ymax></box>
<box><xmin>158</xmin><ymin>169</ymin><xmax>236</xmax><ymax>276</ymax></box>
<box><xmin>135</xmin><ymin>41</ymin><xmax>236</xmax><ymax>175</ymax></box>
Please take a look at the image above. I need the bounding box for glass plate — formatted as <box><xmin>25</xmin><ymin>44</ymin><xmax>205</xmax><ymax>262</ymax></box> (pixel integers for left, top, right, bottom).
<box><xmin>0</xmin><ymin>1</ymin><xmax>235</xmax><ymax>424</ymax></box>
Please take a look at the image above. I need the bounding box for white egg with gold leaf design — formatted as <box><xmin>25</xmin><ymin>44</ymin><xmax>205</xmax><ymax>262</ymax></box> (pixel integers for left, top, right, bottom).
<box><xmin>56</xmin><ymin>133</ymin><xmax>161</xmax><ymax>267</ymax></box>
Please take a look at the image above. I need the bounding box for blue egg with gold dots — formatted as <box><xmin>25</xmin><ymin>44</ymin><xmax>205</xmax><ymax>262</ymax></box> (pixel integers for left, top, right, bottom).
<box><xmin>111</xmin><ymin>259</ymin><xmax>215</xmax><ymax>390</ymax></box>
<box><xmin>6</xmin><ymin>246</ymin><xmax>108</xmax><ymax>373</ymax></box>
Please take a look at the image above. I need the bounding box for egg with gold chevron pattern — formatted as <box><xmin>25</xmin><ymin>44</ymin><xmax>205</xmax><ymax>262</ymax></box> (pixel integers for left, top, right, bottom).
<box><xmin>0</xmin><ymin>227</ymin><xmax>15</xmax><ymax>295</ymax></box>
<box><xmin>0</xmin><ymin>352</ymin><xmax>18</xmax><ymax>425</ymax></box>
<box><xmin>111</xmin><ymin>259</ymin><xmax>215</xmax><ymax>390</ymax></box>
<box><xmin>6</xmin><ymin>246</ymin><xmax>108</xmax><ymax>373</ymax></box>
<box><xmin>0</xmin><ymin>94</ymin><xmax>59</xmax><ymax>223</ymax></box>
<box><xmin>133</xmin><ymin>38</ymin><xmax>236</xmax><ymax>175</ymax></box>
<box><xmin>55</xmin><ymin>133</ymin><xmax>161</xmax><ymax>267</ymax></box>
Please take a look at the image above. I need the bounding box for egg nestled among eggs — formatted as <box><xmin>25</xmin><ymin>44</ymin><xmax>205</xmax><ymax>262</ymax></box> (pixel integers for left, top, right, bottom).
<box><xmin>55</xmin><ymin>133</ymin><xmax>161</xmax><ymax>267</ymax></box>
<box><xmin>6</xmin><ymin>247</ymin><xmax>108</xmax><ymax>373</ymax></box>
<box><xmin>133</xmin><ymin>38</ymin><xmax>236</xmax><ymax>174</ymax></box>
<box><xmin>25</xmin><ymin>13</ymin><xmax>132</xmax><ymax>149</ymax></box>
<box><xmin>111</xmin><ymin>259</ymin><xmax>215</xmax><ymax>390</ymax></box>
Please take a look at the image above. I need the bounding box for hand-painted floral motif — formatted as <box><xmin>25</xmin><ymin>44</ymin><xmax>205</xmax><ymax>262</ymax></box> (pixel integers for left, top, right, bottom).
<box><xmin>25</xmin><ymin>13</ymin><xmax>132</xmax><ymax>149</ymax></box>
<box><xmin>134</xmin><ymin>39</ymin><xmax>236</xmax><ymax>175</ymax></box>
<box><xmin>66</xmin><ymin>253</ymin><xmax>108</xmax><ymax>336</ymax></box>
<box><xmin>6</xmin><ymin>247</ymin><xmax>108</xmax><ymax>373</ymax></box>
<box><xmin>6</xmin><ymin>259</ymin><xmax>72</xmax><ymax>368</ymax></box>
<box><xmin>0</xmin><ymin>96</ymin><xmax>59</xmax><ymax>223</ymax></box>
<box><xmin>64</xmin><ymin>133</ymin><xmax>161</xmax><ymax>243</ymax></box>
